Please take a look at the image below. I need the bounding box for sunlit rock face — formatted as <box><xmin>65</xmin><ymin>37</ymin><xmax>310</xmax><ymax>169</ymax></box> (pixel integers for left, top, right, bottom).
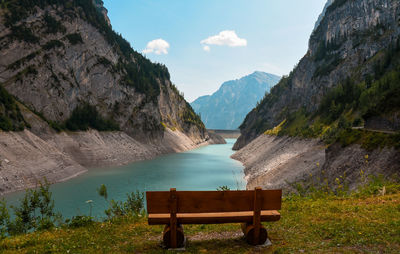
<box><xmin>0</xmin><ymin>0</ymin><xmax>224</xmax><ymax>194</ymax></box>
<box><xmin>235</xmin><ymin>0</ymin><xmax>400</xmax><ymax>150</ymax></box>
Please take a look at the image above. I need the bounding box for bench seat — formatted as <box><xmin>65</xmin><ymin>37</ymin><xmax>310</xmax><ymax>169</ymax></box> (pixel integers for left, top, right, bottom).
<box><xmin>146</xmin><ymin>188</ymin><xmax>282</xmax><ymax>247</ymax></box>
<box><xmin>148</xmin><ymin>210</ymin><xmax>281</xmax><ymax>225</ymax></box>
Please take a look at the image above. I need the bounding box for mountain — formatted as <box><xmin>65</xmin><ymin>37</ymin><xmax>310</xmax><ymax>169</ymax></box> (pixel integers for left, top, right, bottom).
<box><xmin>231</xmin><ymin>0</ymin><xmax>400</xmax><ymax>190</ymax></box>
<box><xmin>235</xmin><ymin>0</ymin><xmax>400</xmax><ymax>150</ymax></box>
<box><xmin>0</xmin><ymin>0</ymin><xmax>223</xmax><ymax>194</ymax></box>
<box><xmin>191</xmin><ymin>71</ymin><xmax>281</xmax><ymax>130</ymax></box>
<box><xmin>313</xmin><ymin>0</ymin><xmax>335</xmax><ymax>31</ymax></box>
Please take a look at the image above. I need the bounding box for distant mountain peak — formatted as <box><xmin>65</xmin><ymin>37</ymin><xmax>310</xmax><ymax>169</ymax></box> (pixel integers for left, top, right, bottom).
<box><xmin>191</xmin><ymin>71</ymin><xmax>281</xmax><ymax>130</ymax></box>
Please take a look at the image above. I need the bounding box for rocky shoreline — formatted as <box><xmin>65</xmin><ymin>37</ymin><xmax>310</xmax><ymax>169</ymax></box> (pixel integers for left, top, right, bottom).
<box><xmin>232</xmin><ymin>134</ymin><xmax>400</xmax><ymax>192</ymax></box>
<box><xmin>0</xmin><ymin>126</ymin><xmax>224</xmax><ymax>195</ymax></box>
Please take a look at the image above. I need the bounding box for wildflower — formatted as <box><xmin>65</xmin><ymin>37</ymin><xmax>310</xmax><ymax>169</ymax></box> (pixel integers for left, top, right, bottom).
<box><xmin>364</xmin><ymin>155</ymin><xmax>369</xmax><ymax>159</ymax></box>
<box><xmin>316</xmin><ymin>162</ymin><xmax>320</xmax><ymax>167</ymax></box>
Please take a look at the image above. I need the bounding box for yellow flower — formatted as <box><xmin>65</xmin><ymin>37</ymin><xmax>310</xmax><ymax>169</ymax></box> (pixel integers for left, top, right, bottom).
<box><xmin>364</xmin><ymin>155</ymin><xmax>369</xmax><ymax>159</ymax></box>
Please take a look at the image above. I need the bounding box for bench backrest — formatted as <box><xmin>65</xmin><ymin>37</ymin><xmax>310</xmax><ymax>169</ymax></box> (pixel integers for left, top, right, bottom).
<box><xmin>146</xmin><ymin>188</ymin><xmax>282</xmax><ymax>214</ymax></box>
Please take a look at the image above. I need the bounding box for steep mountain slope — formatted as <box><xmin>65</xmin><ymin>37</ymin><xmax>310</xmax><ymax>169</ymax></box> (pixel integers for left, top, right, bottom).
<box><xmin>313</xmin><ymin>0</ymin><xmax>335</xmax><ymax>31</ymax></box>
<box><xmin>191</xmin><ymin>71</ymin><xmax>280</xmax><ymax>130</ymax></box>
<box><xmin>234</xmin><ymin>0</ymin><xmax>400</xmax><ymax>150</ymax></box>
<box><xmin>0</xmin><ymin>0</ymin><xmax>207</xmax><ymax>142</ymax></box>
<box><xmin>0</xmin><ymin>0</ymin><xmax>222</xmax><ymax>194</ymax></box>
<box><xmin>232</xmin><ymin>0</ymin><xmax>400</xmax><ymax>191</ymax></box>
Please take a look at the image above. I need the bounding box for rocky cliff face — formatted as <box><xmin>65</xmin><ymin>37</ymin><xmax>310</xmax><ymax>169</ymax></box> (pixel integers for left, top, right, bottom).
<box><xmin>92</xmin><ymin>0</ymin><xmax>111</xmax><ymax>27</ymax></box>
<box><xmin>0</xmin><ymin>0</ymin><xmax>207</xmax><ymax>143</ymax></box>
<box><xmin>234</xmin><ymin>0</ymin><xmax>400</xmax><ymax>150</ymax></box>
<box><xmin>191</xmin><ymin>71</ymin><xmax>280</xmax><ymax>130</ymax></box>
<box><xmin>0</xmin><ymin>0</ymin><xmax>222</xmax><ymax>194</ymax></box>
<box><xmin>313</xmin><ymin>0</ymin><xmax>335</xmax><ymax>32</ymax></box>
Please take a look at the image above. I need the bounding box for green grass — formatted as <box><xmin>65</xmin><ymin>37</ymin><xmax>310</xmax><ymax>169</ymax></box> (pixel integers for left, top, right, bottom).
<box><xmin>1</xmin><ymin>191</ymin><xmax>399</xmax><ymax>253</ymax></box>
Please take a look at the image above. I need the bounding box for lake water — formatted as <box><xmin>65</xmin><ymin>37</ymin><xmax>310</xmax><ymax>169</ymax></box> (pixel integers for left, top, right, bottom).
<box><xmin>3</xmin><ymin>139</ymin><xmax>245</xmax><ymax>219</ymax></box>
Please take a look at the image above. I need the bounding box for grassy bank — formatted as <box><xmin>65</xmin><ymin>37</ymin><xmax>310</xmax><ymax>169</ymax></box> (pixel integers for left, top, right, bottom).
<box><xmin>1</xmin><ymin>186</ymin><xmax>399</xmax><ymax>253</ymax></box>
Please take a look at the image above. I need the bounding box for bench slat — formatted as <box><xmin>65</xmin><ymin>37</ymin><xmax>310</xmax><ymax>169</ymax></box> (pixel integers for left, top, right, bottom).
<box><xmin>148</xmin><ymin>210</ymin><xmax>281</xmax><ymax>225</ymax></box>
<box><xmin>146</xmin><ymin>190</ymin><xmax>282</xmax><ymax>214</ymax></box>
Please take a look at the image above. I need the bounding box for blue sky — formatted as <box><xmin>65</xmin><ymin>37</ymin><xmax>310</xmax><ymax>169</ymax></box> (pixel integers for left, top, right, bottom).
<box><xmin>103</xmin><ymin>0</ymin><xmax>326</xmax><ymax>102</ymax></box>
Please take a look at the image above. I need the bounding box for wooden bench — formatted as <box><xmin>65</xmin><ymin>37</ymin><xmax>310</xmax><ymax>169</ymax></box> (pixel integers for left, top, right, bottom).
<box><xmin>146</xmin><ymin>187</ymin><xmax>282</xmax><ymax>248</ymax></box>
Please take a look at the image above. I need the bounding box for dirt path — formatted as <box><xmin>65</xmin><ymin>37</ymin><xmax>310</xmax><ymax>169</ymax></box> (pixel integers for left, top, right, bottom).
<box><xmin>352</xmin><ymin>127</ymin><xmax>397</xmax><ymax>134</ymax></box>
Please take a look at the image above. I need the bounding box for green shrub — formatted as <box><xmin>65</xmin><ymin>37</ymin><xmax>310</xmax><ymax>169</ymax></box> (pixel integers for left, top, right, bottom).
<box><xmin>313</xmin><ymin>54</ymin><xmax>343</xmax><ymax>77</ymax></box>
<box><xmin>43</xmin><ymin>12</ymin><xmax>66</xmax><ymax>34</ymax></box>
<box><xmin>337</xmin><ymin>129</ymin><xmax>362</xmax><ymax>147</ymax></box>
<box><xmin>65</xmin><ymin>103</ymin><xmax>120</xmax><ymax>131</ymax></box>
<box><xmin>6</xmin><ymin>51</ymin><xmax>38</xmax><ymax>71</ymax></box>
<box><xmin>352</xmin><ymin>117</ymin><xmax>363</xmax><ymax>127</ymax></box>
<box><xmin>0</xmin><ymin>84</ymin><xmax>26</xmax><ymax>131</ymax></box>
<box><xmin>9</xmin><ymin>25</ymin><xmax>39</xmax><ymax>43</ymax></box>
<box><xmin>181</xmin><ymin>102</ymin><xmax>205</xmax><ymax>130</ymax></box>
<box><xmin>98</xmin><ymin>185</ymin><xmax>144</xmax><ymax>219</ymax></box>
<box><xmin>42</xmin><ymin>40</ymin><xmax>64</xmax><ymax>50</ymax></box>
<box><xmin>0</xmin><ymin>200</ymin><xmax>9</xmax><ymax>239</ymax></box>
<box><xmin>49</xmin><ymin>121</ymin><xmax>63</xmax><ymax>132</ymax></box>
<box><xmin>97</xmin><ymin>184</ymin><xmax>108</xmax><ymax>200</ymax></box>
<box><xmin>65</xmin><ymin>215</ymin><xmax>94</xmax><ymax>228</ymax></box>
<box><xmin>124</xmin><ymin>191</ymin><xmax>144</xmax><ymax>215</ymax></box>
<box><xmin>104</xmin><ymin>191</ymin><xmax>144</xmax><ymax>219</ymax></box>
<box><xmin>65</xmin><ymin>33</ymin><xmax>83</xmax><ymax>45</ymax></box>
<box><xmin>354</xmin><ymin>174</ymin><xmax>400</xmax><ymax>197</ymax></box>
<box><xmin>96</xmin><ymin>56</ymin><xmax>112</xmax><ymax>67</ymax></box>
<box><xmin>217</xmin><ymin>186</ymin><xmax>230</xmax><ymax>191</ymax></box>
<box><xmin>8</xmin><ymin>181</ymin><xmax>61</xmax><ymax>235</ymax></box>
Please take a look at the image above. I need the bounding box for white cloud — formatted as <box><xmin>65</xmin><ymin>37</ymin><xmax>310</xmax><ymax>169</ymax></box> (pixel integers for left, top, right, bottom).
<box><xmin>203</xmin><ymin>45</ymin><xmax>210</xmax><ymax>52</ymax></box>
<box><xmin>142</xmin><ymin>39</ymin><xmax>170</xmax><ymax>55</ymax></box>
<box><xmin>200</xmin><ymin>30</ymin><xmax>247</xmax><ymax>48</ymax></box>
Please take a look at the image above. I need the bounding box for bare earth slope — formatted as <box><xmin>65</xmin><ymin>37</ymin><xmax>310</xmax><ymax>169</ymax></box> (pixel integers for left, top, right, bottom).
<box><xmin>0</xmin><ymin>128</ymin><xmax>217</xmax><ymax>195</ymax></box>
<box><xmin>232</xmin><ymin>134</ymin><xmax>400</xmax><ymax>191</ymax></box>
<box><xmin>0</xmin><ymin>104</ymin><xmax>220</xmax><ymax>195</ymax></box>
<box><xmin>232</xmin><ymin>135</ymin><xmax>325</xmax><ymax>191</ymax></box>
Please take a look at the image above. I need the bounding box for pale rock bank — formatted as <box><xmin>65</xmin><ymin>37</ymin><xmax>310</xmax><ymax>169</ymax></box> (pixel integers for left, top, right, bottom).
<box><xmin>0</xmin><ymin>127</ymin><xmax>221</xmax><ymax>195</ymax></box>
<box><xmin>232</xmin><ymin>135</ymin><xmax>400</xmax><ymax>192</ymax></box>
<box><xmin>0</xmin><ymin>104</ymin><xmax>223</xmax><ymax>195</ymax></box>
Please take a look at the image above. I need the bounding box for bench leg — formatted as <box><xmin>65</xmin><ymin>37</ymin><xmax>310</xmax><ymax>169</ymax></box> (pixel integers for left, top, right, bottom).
<box><xmin>241</xmin><ymin>223</ymin><xmax>268</xmax><ymax>245</ymax></box>
<box><xmin>163</xmin><ymin>224</ymin><xmax>185</xmax><ymax>248</ymax></box>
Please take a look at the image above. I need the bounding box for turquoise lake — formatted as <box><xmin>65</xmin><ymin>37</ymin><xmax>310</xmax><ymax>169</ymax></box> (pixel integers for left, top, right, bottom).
<box><xmin>3</xmin><ymin>139</ymin><xmax>245</xmax><ymax>219</ymax></box>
